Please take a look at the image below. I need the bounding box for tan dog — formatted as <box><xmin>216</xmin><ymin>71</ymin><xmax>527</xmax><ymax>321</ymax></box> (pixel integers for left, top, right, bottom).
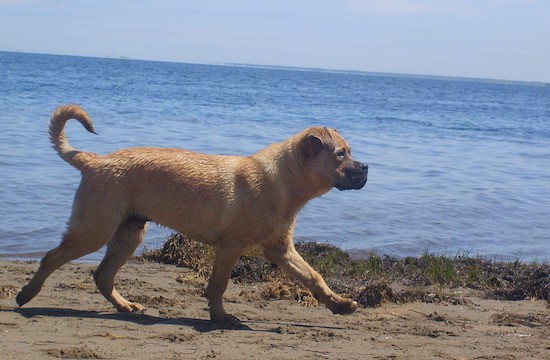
<box><xmin>17</xmin><ymin>104</ymin><xmax>368</xmax><ymax>323</ymax></box>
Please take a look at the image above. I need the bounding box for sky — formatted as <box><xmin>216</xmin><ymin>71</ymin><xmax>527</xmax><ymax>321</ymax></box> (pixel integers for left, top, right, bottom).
<box><xmin>1</xmin><ymin>0</ymin><xmax>549</xmax><ymax>82</ymax></box>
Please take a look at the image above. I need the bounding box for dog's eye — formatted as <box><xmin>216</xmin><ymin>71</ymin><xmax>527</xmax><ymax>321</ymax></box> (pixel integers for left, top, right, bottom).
<box><xmin>336</xmin><ymin>150</ymin><xmax>347</xmax><ymax>159</ymax></box>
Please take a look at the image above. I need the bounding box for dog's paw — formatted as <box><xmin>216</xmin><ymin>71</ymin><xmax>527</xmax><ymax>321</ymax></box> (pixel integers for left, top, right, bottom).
<box><xmin>117</xmin><ymin>302</ymin><xmax>146</xmax><ymax>313</ymax></box>
<box><xmin>16</xmin><ymin>286</ymin><xmax>37</xmax><ymax>307</ymax></box>
<box><xmin>327</xmin><ymin>299</ymin><xmax>358</xmax><ymax>315</ymax></box>
<box><xmin>15</xmin><ymin>291</ymin><xmax>29</xmax><ymax>307</ymax></box>
<box><xmin>210</xmin><ymin>312</ymin><xmax>241</xmax><ymax>325</ymax></box>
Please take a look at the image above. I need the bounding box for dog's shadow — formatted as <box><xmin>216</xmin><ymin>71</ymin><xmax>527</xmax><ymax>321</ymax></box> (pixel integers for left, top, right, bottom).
<box><xmin>8</xmin><ymin>306</ymin><xmax>258</xmax><ymax>333</ymax></box>
<box><xmin>7</xmin><ymin>307</ymin><xmax>345</xmax><ymax>334</ymax></box>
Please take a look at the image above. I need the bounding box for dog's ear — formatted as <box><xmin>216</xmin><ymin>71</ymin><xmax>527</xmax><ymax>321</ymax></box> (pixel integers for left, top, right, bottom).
<box><xmin>298</xmin><ymin>128</ymin><xmax>336</xmax><ymax>161</ymax></box>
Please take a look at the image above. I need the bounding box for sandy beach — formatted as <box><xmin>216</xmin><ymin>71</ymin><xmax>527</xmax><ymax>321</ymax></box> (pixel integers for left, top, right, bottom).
<box><xmin>1</xmin><ymin>259</ymin><xmax>548</xmax><ymax>359</ymax></box>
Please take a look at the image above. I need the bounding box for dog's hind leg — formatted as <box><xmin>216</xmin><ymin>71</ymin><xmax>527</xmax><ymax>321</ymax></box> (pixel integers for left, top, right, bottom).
<box><xmin>93</xmin><ymin>219</ymin><xmax>147</xmax><ymax>313</ymax></box>
<box><xmin>262</xmin><ymin>239</ymin><xmax>358</xmax><ymax>315</ymax></box>
<box><xmin>16</xmin><ymin>219</ymin><xmax>120</xmax><ymax>307</ymax></box>
<box><xmin>16</xmin><ymin>184</ymin><xmax>124</xmax><ymax>308</ymax></box>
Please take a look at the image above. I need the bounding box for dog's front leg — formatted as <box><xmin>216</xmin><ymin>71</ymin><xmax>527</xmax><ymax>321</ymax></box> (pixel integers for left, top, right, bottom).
<box><xmin>205</xmin><ymin>245</ymin><xmax>244</xmax><ymax>324</ymax></box>
<box><xmin>262</xmin><ymin>240</ymin><xmax>357</xmax><ymax>315</ymax></box>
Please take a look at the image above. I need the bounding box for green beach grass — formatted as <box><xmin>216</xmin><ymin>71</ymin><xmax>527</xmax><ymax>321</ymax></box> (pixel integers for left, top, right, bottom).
<box><xmin>140</xmin><ymin>233</ymin><xmax>549</xmax><ymax>308</ymax></box>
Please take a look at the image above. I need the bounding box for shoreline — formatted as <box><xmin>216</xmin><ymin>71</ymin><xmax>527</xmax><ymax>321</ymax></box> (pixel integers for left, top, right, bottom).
<box><xmin>1</xmin><ymin>236</ymin><xmax>548</xmax><ymax>266</ymax></box>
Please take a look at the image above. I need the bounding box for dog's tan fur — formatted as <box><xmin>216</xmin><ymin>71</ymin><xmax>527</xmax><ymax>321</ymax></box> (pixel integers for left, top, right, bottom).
<box><xmin>17</xmin><ymin>104</ymin><xmax>368</xmax><ymax>323</ymax></box>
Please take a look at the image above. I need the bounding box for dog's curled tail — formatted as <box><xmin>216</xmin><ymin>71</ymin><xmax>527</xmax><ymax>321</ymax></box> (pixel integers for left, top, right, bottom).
<box><xmin>49</xmin><ymin>104</ymin><xmax>99</xmax><ymax>170</ymax></box>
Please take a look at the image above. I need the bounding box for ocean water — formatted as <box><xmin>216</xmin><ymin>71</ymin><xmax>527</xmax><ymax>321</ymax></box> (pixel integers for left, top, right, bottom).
<box><xmin>1</xmin><ymin>51</ymin><xmax>549</xmax><ymax>262</ymax></box>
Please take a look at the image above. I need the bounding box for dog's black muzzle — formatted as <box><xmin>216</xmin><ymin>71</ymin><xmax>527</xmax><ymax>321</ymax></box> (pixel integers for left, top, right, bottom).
<box><xmin>336</xmin><ymin>162</ymin><xmax>368</xmax><ymax>191</ymax></box>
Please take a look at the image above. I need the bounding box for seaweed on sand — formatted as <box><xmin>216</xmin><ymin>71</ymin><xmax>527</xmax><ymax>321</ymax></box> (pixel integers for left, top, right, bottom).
<box><xmin>139</xmin><ymin>233</ymin><xmax>549</xmax><ymax>307</ymax></box>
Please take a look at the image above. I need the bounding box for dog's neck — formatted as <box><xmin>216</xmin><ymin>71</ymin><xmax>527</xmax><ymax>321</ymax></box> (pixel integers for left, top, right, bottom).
<box><xmin>253</xmin><ymin>142</ymin><xmax>332</xmax><ymax>211</ymax></box>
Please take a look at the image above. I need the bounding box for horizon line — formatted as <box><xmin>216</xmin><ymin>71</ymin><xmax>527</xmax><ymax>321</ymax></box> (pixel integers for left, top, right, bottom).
<box><xmin>3</xmin><ymin>49</ymin><xmax>548</xmax><ymax>86</ymax></box>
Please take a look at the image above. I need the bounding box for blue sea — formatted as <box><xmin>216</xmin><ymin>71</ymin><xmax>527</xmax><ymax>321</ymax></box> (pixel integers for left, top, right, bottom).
<box><xmin>1</xmin><ymin>51</ymin><xmax>549</xmax><ymax>262</ymax></box>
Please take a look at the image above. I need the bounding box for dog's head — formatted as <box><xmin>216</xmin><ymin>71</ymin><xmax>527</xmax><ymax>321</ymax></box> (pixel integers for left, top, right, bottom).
<box><xmin>298</xmin><ymin>127</ymin><xmax>368</xmax><ymax>191</ymax></box>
